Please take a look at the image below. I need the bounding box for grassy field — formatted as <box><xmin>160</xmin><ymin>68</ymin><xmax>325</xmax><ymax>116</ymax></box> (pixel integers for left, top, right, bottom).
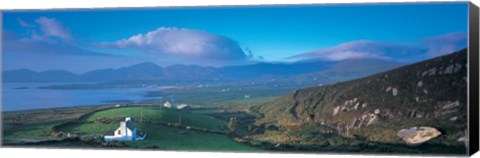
<box><xmin>143</xmin><ymin>84</ymin><xmax>293</xmax><ymax>107</ymax></box>
<box><xmin>2</xmin><ymin>119</ymin><xmax>73</xmax><ymax>144</ymax></box>
<box><xmin>81</xmin><ymin>107</ymin><xmax>226</xmax><ymax>130</ymax></box>
<box><xmin>124</xmin><ymin>124</ymin><xmax>261</xmax><ymax>151</ymax></box>
<box><xmin>2</xmin><ymin>104</ymin><xmax>115</xmax><ymax>124</ymax></box>
<box><xmin>55</xmin><ymin>106</ymin><xmax>261</xmax><ymax>151</ymax></box>
<box><xmin>2</xmin><ymin>105</ymin><xmax>117</xmax><ymax>144</ymax></box>
<box><xmin>1</xmin><ymin>83</ymin><xmax>291</xmax><ymax>151</ymax></box>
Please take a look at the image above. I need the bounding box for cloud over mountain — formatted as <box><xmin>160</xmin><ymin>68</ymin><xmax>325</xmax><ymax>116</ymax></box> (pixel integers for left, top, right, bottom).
<box><xmin>423</xmin><ymin>32</ymin><xmax>467</xmax><ymax>57</ymax></box>
<box><xmin>288</xmin><ymin>32</ymin><xmax>467</xmax><ymax>62</ymax></box>
<box><xmin>288</xmin><ymin>40</ymin><xmax>425</xmax><ymax>62</ymax></box>
<box><xmin>99</xmin><ymin>27</ymin><xmax>248</xmax><ymax>61</ymax></box>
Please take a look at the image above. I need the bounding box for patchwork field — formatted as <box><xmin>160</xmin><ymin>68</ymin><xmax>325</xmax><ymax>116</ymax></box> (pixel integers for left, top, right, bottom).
<box><xmin>3</xmin><ymin>106</ymin><xmax>262</xmax><ymax>151</ymax></box>
<box><xmin>2</xmin><ymin>119</ymin><xmax>72</xmax><ymax>144</ymax></box>
<box><xmin>124</xmin><ymin>125</ymin><xmax>260</xmax><ymax>151</ymax></box>
<box><xmin>81</xmin><ymin>107</ymin><xmax>226</xmax><ymax>130</ymax></box>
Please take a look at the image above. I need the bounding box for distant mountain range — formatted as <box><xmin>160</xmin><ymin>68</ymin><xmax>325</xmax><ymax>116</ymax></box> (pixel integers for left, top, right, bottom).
<box><xmin>3</xmin><ymin>58</ymin><xmax>405</xmax><ymax>83</ymax></box>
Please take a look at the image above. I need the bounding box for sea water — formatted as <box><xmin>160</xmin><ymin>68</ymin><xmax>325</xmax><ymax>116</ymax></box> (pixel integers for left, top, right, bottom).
<box><xmin>1</xmin><ymin>82</ymin><xmax>166</xmax><ymax>111</ymax></box>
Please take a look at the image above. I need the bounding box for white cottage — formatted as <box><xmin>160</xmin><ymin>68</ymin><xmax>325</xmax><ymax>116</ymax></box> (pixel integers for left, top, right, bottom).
<box><xmin>176</xmin><ymin>104</ymin><xmax>190</xmax><ymax>110</ymax></box>
<box><xmin>104</xmin><ymin>117</ymin><xmax>146</xmax><ymax>141</ymax></box>
<box><xmin>163</xmin><ymin>101</ymin><xmax>172</xmax><ymax>108</ymax></box>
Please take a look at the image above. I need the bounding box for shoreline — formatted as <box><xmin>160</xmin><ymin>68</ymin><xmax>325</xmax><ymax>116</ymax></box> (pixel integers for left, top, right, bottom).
<box><xmin>2</xmin><ymin>82</ymin><xmax>180</xmax><ymax>112</ymax></box>
<box><xmin>2</xmin><ymin>104</ymin><xmax>119</xmax><ymax>113</ymax></box>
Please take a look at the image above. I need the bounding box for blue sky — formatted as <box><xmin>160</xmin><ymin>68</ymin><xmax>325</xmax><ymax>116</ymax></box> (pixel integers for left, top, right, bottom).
<box><xmin>2</xmin><ymin>2</ymin><xmax>469</xmax><ymax>73</ymax></box>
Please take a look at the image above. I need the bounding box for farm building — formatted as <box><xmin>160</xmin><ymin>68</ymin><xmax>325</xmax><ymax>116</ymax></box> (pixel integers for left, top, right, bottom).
<box><xmin>176</xmin><ymin>104</ymin><xmax>190</xmax><ymax>110</ymax></box>
<box><xmin>163</xmin><ymin>101</ymin><xmax>172</xmax><ymax>108</ymax></box>
<box><xmin>104</xmin><ymin>117</ymin><xmax>146</xmax><ymax>141</ymax></box>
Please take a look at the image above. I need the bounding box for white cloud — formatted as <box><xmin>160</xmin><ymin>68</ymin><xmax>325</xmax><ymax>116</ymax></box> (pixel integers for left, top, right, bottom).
<box><xmin>288</xmin><ymin>40</ymin><xmax>411</xmax><ymax>61</ymax></box>
<box><xmin>34</xmin><ymin>16</ymin><xmax>73</xmax><ymax>41</ymax></box>
<box><xmin>17</xmin><ymin>18</ymin><xmax>32</xmax><ymax>27</ymax></box>
<box><xmin>288</xmin><ymin>32</ymin><xmax>467</xmax><ymax>62</ymax></box>
<box><xmin>17</xmin><ymin>16</ymin><xmax>74</xmax><ymax>44</ymax></box>
<box><xmin>6</xmin><ymin>17</ymin><xmax>110</xmax><ymax>57</ymax></box>
<box><xmin>423</xmin><ymin>32</ymin><xmax>467</xmax><ymax>57</ymax></box>
<box><xmin>99</xmin><ymin>27</ymin><xmax>248</xmax><ymax>61</ymax></box>
<box><xmin>322</xmin><ymin>50</ymin><xmax>373</xmax><ymax>61</ymax></box>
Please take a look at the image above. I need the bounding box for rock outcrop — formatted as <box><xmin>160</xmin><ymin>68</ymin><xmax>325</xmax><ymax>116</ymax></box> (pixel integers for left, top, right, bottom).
<box><xmin>397</xmin><ymin>127</ymin><xmax>441</xmax><ymax>145</ymax></box>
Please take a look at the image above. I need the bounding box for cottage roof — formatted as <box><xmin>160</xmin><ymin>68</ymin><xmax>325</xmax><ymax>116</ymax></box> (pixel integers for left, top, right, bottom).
<box><xmin>126</xmin><ymin>119</ymin><xmax>136</xmax><ymax>130</ymax></box>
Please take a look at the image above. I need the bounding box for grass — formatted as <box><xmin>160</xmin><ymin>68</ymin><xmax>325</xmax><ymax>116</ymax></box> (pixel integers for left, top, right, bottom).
<box><xmin>2</xmin><ymin>104</ymin><xmax>115</xmax><ymax>145</ymax></box>
<box><xmin>55</xmin><ymin>106</ymin><xmax>262</xmax><ymax>151</ymax></box>
<box><xmin>144</xmin><ymin>84</ymin><xmax>293</xmax><ymax>107</ymax></box>
<box><xmin>252</xmin><ymin>124</ymin><xmax>466</xmax><ymax>154</ymax></box>
<box><xmin>221</xmin><ymin>97</ymin><xmax>276</xmax><ymax>105</ymax></box>
<box><xmin>82</xmin><ymin>106</ymin><xmax>226</xmax><ymax>131</ymax></box>
<box><xmin>2</xmin><ymin>104</ymin><xmax>115</xmax><ymax>124</ymax></box>
<box><xmin>201</xmin><ymin>96</ymin><xmax>277</xmax><ymax>112</ymax></box>
<box><xmin>247</xmin><ymin>108</ymin><xmax>263</xmax><ymax>118</ymax></box>
<box><xmin>125</xmin><ymin>124</ymin><xmax>261</xmax><ymax>151</ymax></box>
<box><xmin>3</xmin><ymin>119</ymin><xmax>73</xmax><ymax>144</ymax></box>
<box><xmin>58</xmin><ymin>122</ymin><xmax>262</xmax><ymax>151</ymax></box>
<box><xmin>59</xmin><ymin>123</ymin><xmax>119</xmax><ymax>135</ymax></box>
<box><xmin>189</xmin><ymin>108</ymin><xmax>226</xmax><ymax>115</ymax></box>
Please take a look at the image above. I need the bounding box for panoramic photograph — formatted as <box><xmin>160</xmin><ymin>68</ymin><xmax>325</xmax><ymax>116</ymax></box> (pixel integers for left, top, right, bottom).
<box><xmin>1</xmin><ymin>2</ymin><xmax>470</xmax><ymax>155</ymax></box>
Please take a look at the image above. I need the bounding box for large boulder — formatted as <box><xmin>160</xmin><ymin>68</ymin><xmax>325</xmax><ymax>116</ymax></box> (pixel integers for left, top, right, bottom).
<box><xmin>397</xmin><ymin>127</ymin><xmax>441</xmax><ymax>146</ymax></box>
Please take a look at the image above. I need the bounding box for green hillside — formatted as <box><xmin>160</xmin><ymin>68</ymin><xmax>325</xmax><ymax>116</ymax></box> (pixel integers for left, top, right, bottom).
<box><xmin>81</xmin><ymin>107</ymin><xmax>225</xmax><ymax>130</ymax></box>
<box><xmin>56</xmin><ymin>106</ymin><xmax>260</xmax><ymax>151</ymax></box>
<box><xmin>252</xmin><ymin>49</ymin><xmax>468</xmax><ymax>154</ymax></box>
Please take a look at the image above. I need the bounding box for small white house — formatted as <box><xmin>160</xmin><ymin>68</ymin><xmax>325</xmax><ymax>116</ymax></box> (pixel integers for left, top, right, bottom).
<box><xmin>104</xmin><ymin>117</ymin><xmax>146</xmax><ymax>141</ymax></box>
<box><xmin>163</xmin><ymin>101</ymin><xmax>172</xmax><ymax>108</ymax></box>
<box><xmin>176</xmin><ymin>104</ymin><xmax>190</xmax><ymax>110</ymax></box>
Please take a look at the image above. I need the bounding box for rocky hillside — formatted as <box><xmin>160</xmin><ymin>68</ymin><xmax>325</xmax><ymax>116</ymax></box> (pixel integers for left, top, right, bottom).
<box><xmin>253</xmin><ymin>49</ymin><xmax>467</xmax><ymax>148</ymax></box>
